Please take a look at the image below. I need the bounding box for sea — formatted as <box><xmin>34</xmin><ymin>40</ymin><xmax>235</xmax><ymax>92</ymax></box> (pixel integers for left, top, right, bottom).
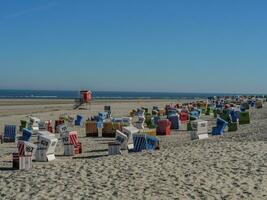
<box><xmin>0</xmin><ymin>90</ymin><xmax>257</xmax><ymax>100</ymax></box>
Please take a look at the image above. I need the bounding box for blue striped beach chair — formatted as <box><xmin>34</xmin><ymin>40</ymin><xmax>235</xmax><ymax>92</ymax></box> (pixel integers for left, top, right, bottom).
<box><xmin>3</xmin><ymin>125</ymin><xmax>16</xmax><ymax>142</ymax></box>
<box><xmin>132</xmin><ymin>134</ymin><xmax>159</xmax><ymax>152</ymax></box>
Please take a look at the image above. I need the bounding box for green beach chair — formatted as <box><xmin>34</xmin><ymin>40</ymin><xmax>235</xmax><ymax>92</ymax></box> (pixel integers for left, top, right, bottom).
<box><xmin>19</xmin><ymin>120</ymin><xmax>28</xmax><ymax>132</ymax></box>
<box><xmin>239</xmin><ymin>112</ymin><xmax>250</xmax><ymax>125</ymax></box>
<box><xmin>228</xmin><ymin>122</ymin><xmax>238</xmax><ymax>132</ymax></box>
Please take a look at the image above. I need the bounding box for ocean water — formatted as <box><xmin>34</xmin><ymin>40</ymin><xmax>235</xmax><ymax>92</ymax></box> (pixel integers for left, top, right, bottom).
<box><xmin>0</xmin><ymin>89</ymin><xmax>250</xmax><ymax>100</ymax></box>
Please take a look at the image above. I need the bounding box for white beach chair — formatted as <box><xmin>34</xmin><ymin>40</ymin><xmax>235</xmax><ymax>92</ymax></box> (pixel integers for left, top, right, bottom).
<box><xmin>190</xmin><ymin>120</ymin><xmax>209</xmax><ymax>140</ymax></box>
<box><xmin>115</xmin><ymin>130</ymin><xmax>128</xmax><ymax>150</ymax></box>
<box><xmin>35</xmin><ymin>131</ymin><xmax>58</xmax><ymax>162</ymax></box>
<box><xmin>122</xmin><ymin>126</ymin><xmax>139</xmax><ymax>150</ymax></box>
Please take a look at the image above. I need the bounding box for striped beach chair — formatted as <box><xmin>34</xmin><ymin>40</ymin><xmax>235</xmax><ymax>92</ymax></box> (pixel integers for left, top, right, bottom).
<box><xmin>3</xmin><ymin>125</ymin><xmax>16</xmax><ymax>143</ymax></box>
<box><xmin>62</xmin><ymin>131</ymin><xmax>82</xmax><ymax>155</ymax></box>
<box><xmin>132</xmin><ymin>134</ymin><xmax>159</xmax><ymax>152</ymax></box>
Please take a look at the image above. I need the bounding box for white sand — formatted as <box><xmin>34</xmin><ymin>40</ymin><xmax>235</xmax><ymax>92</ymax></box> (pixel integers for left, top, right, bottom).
<box><xmin>0</xmin><ymin>99</ymin><xmax>267</xmax><ymax>199</ymax></box>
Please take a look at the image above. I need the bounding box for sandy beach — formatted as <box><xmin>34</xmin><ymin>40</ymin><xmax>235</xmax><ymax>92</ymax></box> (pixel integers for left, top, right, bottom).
<box><xmin>0</xmin><ymin>99</ymin><xmax>267</xmax><ymax>200</ymax></box>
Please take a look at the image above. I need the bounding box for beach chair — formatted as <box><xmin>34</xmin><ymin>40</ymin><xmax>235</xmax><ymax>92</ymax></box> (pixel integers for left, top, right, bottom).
<box><xmin>190</xmin><ymin>120</ymin><xmax>208</xmax><ymax>140</ymax></box>
<box><xmin>62</xmin><ymin>131</ymin><xmax>82</xmax><ymax>156</ymax></box>
<box><xmin>122</xmin><ymin>117</ymin><xmax>132</xmax><ymax>126</ymax></box>
<box><xmin>228</xmin><ymin>122</ymin><xmax>238</xmax><ymax>132</ymax></box>
<box><xmin>145</xmin><ymin>114</ymin><xmax>155</xmax><ymax>129</ymax></box>
<box><xmin>55</xmin><ymin>119</ymin><xmax>64</xmax><ymax>133</ymax></box>
<box><xmin>241</xmin><ymin>102</ymin><xmax>250</xmax><ymax>111</ymax></box>
<box><xmin>75</xmin><ymin>115</ymin><xmax>83</xmax><ymax>126</ymax></box>
<box><xmin>135</xmin><ymin>115</ymin><xmax>145</xmax><ymax>129</ymax></box>
<box><xmin>131</xmin><ymin>134</ymin><xmax>159</xmax><ymax>152</ymax></box>
<box><xmin>219</xmin><ymin>111</ymin><xmax>231</xmax><ymax>123</ymax></box>
<box><xmin>86</xmin><ymin>121</ymin><xmax>98</xmax><ymax>137</ymax></box>
<box><xmin>104</xmin><ymin>106</ymin><xmax>111</xmax><ymax>118</ymax></box>
<box><xmin>99</xmin><ymin>112</ymin><xmax>108</xmax><ymax>121</ymax></box>
<box><xmin>180</xmin><ymin>112</ymin><xmax>189</xmax><ymax>124</ymax></box>
<box><xmin>212</xmin><ymin>118</ymin><xmax>228</xmax><ymax>136</ymax></box>
<box><xmin>56</xmin><ymin>124</ymin><xmax>68</xmax><ymax>134</ymax></box>
<box><xmin>167</xmin><ymin>114</ymin><xmax>179</xmax><ymax>130</ymax></box>
<box><xmin>3</xmin><ymin>125</ymin><xmax>16</xmax><ymax>143</ymax></box>
<box><xmin>256</xmin><ymin>100</ymin><xmax>263</xmax><ymax>109</ymax></box>
<box><xmin>102</xmin><ymin>122</ymin><xmax>115</xmax><ymax>137</ymax></box>
<box><xmin>239</xmin><ymin>112</ymin><xmax>250</xmax><ymax>125</ymax></box>
<box><xmin>230</xmin><ymin>110</ymin><xmax>239</xmax><ymax>123</ymax></box>
<box><xmin>145</xmin><ymin>135</ymin><xmax>160</xmax><ymax>150</ymax></box>
<box><xmin>22</xmin><ymin>128</ymin><xmax>32</xmax><ymax>141</ymax></box>
<box><xmin>122</xmin><ymin>126</ymin><xmax>139</xmax><ymax>150</ymax></box>
<box><xmin>108</xmin><ymin>142</ymin><xmax>121</xmax><ymax>155</ymax></box>
<box><xmin>156</xmin><ymin>119</ymin><xmax>171</xmax><ymax>136</ymax></box>
<box><xmin>19</xmin><ymin>120</ymin><xmax>27</xmax><ymax>132</ymax></box>
<box><xmin>115</xmin><ymin>130</ymin><xmax>128</xmax><ymax>150</ymax></box>
<box><xmin>35</xmin><ymin>131</ymin><xmax>58</xmax><ymax>162</ymax></box>
<box><xmin>190</xmin><ymin>110</ymin><xmax>200</xmax><ymax>119</ymax></box>
<box><xmin>13</xmin><ymin>141</ymin><xmax>37</xmax><ymax>170</ymax></box>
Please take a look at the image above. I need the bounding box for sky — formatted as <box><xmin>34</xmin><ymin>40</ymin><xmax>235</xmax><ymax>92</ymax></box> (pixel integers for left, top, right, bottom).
<box><xmin>0</xmin><ymin>0</ymin><xmax>267</xmax><ymax>94</ymax></box>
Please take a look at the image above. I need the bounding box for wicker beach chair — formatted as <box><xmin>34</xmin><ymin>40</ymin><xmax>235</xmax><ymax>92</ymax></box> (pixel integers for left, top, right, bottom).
<box><xmin>3</xmin><ymin>125</ymin><xmax>16</xmax><ymax>143</ymax></box>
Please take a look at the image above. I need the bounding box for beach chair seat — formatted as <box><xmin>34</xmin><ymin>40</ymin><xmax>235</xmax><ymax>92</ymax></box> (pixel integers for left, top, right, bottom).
<box><xmin>167</xmin><ymin>114</ymin><xmax>179</xmax><ymax>130</ymax></box>
<box><xmin>156</xmin><ymin>119</ymin><xmax>171</xmax><ymax>136</ymax></box>
<box><xmin>75</xmin><ymin>115</ymin><xmax>83</xmax><ymax>126</ymax></box>
<box><xmin>86</xmin><ymin>121</ymin><xmax>98</xmax><ymax>137</ymax></box>
<box><xmin>19</xmin><ymin>120</ymin><xmax>28</xmax><ymax>132</ymax></box>
<box><xmin>22</xmin><ymin>129</ymin><xmax>32</xmax><ymax>141</ymax></box>
<box><xmin>102</xmin><ymin>122</ymin><xmax>115</xmax><ymax>137</ymax></box>
<box><xmin>239</xmin><ymin>112</ymin><xmax>250</xmax><ymax>125</ymax></box>
<box><xmin>212</xmin><ymin>118</ymin><xmax>228</xmax><ymax>136</ymax></box>
<box><xmin>35</xmin><ymin>131</ymin><xmax>58</xmax><ymax>162</ymax></box>
<box><xmin>3</xmin><ymin>125</ymin><xmax>16</xmax><ymax>143</ymax></box>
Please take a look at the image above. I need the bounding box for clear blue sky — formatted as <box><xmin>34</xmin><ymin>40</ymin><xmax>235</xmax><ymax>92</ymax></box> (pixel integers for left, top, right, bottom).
<box><xmin>0</xmin><ymin>0</ymin><xmax>267</xmax><ymax>94</ymax></box>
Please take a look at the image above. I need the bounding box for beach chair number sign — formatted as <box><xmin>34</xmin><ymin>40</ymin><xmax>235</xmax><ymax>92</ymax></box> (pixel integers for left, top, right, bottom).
<box><xmin>40</xmin><ymin>140</ymin><xmax>49</xmax><ymax>147</ymax></box>
<box><xmin>25</xmin><ymin>146</ymin><xmax>34</xmax><ymax>153</ymax></box>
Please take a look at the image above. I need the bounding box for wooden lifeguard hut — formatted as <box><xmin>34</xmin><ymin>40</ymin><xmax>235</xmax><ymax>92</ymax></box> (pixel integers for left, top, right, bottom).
<box><xmin>74</xmin><ymin>90</ymin><xmax>92</xmax><ymax>110</ymax></box>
